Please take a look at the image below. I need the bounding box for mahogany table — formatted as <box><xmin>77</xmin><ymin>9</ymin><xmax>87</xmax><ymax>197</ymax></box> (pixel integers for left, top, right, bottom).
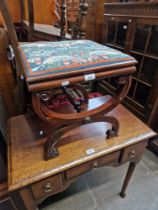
<box><xmin>8</xmin><ymin>96</ymin><xmax>155</xmax><ymax>210</ymax></box>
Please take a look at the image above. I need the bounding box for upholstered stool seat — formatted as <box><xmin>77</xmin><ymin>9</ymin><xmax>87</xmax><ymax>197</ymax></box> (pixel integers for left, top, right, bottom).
<box><xmin>18</xmin><ymin>40</ymin><xmax>136</xmax><ymax>92</ymax></box>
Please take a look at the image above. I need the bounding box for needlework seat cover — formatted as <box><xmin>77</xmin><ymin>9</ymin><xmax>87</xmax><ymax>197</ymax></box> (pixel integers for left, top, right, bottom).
<box><xmin>18</xmin><ymin>40</ymin><xmax>135</xmax><ymax>82</ymax></box>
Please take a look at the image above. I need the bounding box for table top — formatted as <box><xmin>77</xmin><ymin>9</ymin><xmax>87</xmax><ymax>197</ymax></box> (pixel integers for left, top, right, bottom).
<box><xmin>8</xmin><ymin>96</ymin><xmax>155</xmax><ymax>191</ymax></box>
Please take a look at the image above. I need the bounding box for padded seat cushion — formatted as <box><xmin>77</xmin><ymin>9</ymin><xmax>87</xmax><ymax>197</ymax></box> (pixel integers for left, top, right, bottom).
<box><xmin>18</xmin><ymin>40</ymin><xmax>135</xmax><ymax>82</ymax></box>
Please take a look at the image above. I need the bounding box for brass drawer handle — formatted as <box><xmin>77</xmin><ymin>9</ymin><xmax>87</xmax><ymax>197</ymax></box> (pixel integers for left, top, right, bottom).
<box><xmin>129</xmin><ymin>150</ymin><xmax>136</xmax><ymax>162</ymax></box>
<box><xmin>43</xmin><ymin>183</ymin><xmax>54</xmax><ymax>193</ymax></box>
<box><xmin>91</xmin><ymin>161</ymin><xmax>99</xmax><ymax>169</ymax></box>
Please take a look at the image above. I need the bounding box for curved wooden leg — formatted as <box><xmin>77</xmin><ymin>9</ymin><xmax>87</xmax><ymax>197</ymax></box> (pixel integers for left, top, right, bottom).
<box><xmin>44</xmin><ymin>115</ymin><xmax>119</xmax><ymax>160</ymax></box>
<box><xmin>120</xmin><ymin>162</ymin><xmax>137</xmax><ymax>198</ymax></box>
<box><xmin>90</xmin><ymin>116</ymin><xmax>119</xmax><ymax>139</ymax></box>
<box><xmin>32</xmin><ymin>77</ymin><xmax>132</xmax><ymax>160</ymax></box>
<box><xmin>104</xmin><ymin>116</ymin><xmax>119</xmax><ymax>138</ymax></box>
<box><xmin>44</xmin><ymin>124</ymin><xmax>81</xmax><ymax>160</ymax></box>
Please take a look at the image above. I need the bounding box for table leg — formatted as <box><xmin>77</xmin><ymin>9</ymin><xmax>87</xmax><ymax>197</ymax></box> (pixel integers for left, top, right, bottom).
<box><xmin>20</xmin><ymin>187</ymin><xmax>39</xmax><ymax>210</ymax></box>
<box><xmin>120</xmin><ymin>162</ymin><xmax>136</xmax><ymax>198</ymax></box>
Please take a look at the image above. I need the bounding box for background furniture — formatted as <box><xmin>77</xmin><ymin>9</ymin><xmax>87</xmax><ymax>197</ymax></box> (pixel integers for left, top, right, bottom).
<box><xmin>0</xmin><ymin>0</ymin><xmax>25</xmax><ymax>114</ymax></box>
<box><xmin>100</xmin><ymin>2</ymin><xmax>158</xmax><ymax>129</ymax></box>
<box><xmin>85</xmin><ymin>0</ymin><xmax>118</xmax><ymax>42</ymax></box>
<box><xmin>20</xmin><ymin>0</ymin><xmax>114</xmax><ymax>42</ymax></box>
<box><xmin>20</xmin><ymin>0</ymin><xmax>88</xmax><ymax>41</ymax></box>
<box><xmin>0</xmin><ymin>28</ymin><xmax>16</xmax><ymax>116</ymax></box>
<box><xmin>67</xmin><ymin>0</ymin><xmax>80</xmax><ymax>32</ymax></box>
<box><xmin>20</xmin><ymin>0</ymin><xmax>67</xmax><ymax>41</ymax></box>
<box><xmin>8</xmin><ymin>96</ymin><xmax>155</xmax><ymax>210</ymax></box>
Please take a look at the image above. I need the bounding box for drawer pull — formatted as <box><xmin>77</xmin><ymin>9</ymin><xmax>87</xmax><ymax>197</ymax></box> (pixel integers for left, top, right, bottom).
<box><xmin>91</xmin><ymin>161</ymin><xmax>99</xmax><ymax>169</ymax></box>
<box><xmin>129</xmin><ymin>150</ymin><xmax>136</xmax><ymax>162</ymax></box>
<box><xmin>43</xmin><ymin>183</ymin><xmax>54</xmax><ymax>193</ymax></box>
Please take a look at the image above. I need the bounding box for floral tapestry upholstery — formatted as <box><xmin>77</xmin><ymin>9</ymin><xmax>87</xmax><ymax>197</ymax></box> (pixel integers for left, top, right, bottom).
<box><xmin>18</xmin><ymin>40</ymin><xmax>135</xmax><ymax>80</ymax></box>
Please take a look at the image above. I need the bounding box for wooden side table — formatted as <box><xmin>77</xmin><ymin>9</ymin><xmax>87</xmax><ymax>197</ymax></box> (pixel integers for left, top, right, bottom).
<box><xmin>8</xmin><ymin>96</ymin><xmax>155</xmax><ymax>210</ymax></box>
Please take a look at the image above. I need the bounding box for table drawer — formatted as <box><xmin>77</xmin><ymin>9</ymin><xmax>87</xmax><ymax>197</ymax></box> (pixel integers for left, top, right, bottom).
<box><xmin>66</xmin><ymin>151</ymin><xmax>120</xmax><ymax>180</ymax></box>
<box><xmin>31</xmin><ymin>174</ymin><xmax>62</xmax><ymax>200</ymax></box>
<box><xmin>120</xmin><ymin>141</ymin><xmax>147</xmax><ymax>164</ymax></box>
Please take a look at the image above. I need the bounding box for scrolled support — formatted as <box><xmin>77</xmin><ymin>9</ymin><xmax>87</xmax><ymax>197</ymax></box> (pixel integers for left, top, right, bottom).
<box><xmin>37</xmin><ymin>76</ymin><xmax>131</xmax><ymax>122</ymax></box>
<box><xmin>44</xmin><ymin>116</ymin><xmax>120</xmax><ymax>160</ymax></box>
<box><xmin>32</xmin><ymin>76</ymin><xmax>131</xmax><ymax>160</ymax></box>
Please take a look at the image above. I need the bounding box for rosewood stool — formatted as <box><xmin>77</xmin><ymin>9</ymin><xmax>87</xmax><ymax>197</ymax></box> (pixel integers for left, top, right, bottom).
<box><xmin>18</xmin><ymin>40</ymin><xmax>137</xmax><ymax>160</ymax></box>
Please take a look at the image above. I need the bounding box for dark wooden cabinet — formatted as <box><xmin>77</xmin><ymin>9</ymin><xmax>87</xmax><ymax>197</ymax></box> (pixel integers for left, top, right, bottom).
<box><xmin>100</xmin><ymin>2</ymin><xmax>158</xmax><ymax>129</ymax></box>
